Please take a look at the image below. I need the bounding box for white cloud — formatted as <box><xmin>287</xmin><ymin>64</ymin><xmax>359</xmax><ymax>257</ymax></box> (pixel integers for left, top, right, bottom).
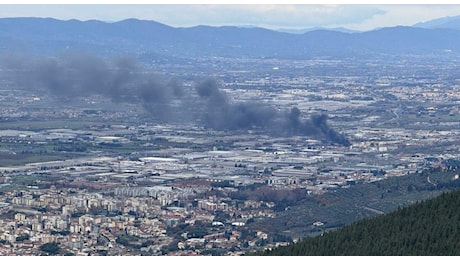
<box><xmin>344</xmin><ymin>5</ymin><xmax>460</xmax><ymax>31</ymax></box>
<box><xmin>123</xmin><ymin>5</ymin><xmax>386</xmax><ymax>29</ymax></box>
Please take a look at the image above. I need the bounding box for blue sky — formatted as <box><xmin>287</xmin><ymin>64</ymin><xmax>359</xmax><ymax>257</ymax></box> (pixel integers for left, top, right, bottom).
<box><xmin>0</xmin><ymin>3</ymin><xmax>459</xmax><ymax>31</ymax></box>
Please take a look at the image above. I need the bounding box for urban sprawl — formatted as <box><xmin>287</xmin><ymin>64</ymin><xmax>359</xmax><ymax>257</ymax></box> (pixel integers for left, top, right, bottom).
<box><xmin>0</xmin><ymin>56</ymin><xmax>460</xmax><ymax>255</ymax></box>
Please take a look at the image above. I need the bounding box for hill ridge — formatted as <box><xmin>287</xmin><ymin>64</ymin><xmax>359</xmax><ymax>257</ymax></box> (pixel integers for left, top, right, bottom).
<box><xmin>256</xmin><ymin>187</ymin><xmax>460</xmax><ymax>255</ymax></box>
<box><xmin>2</xmin><ymin>17</ymin><xmax>460</xmax><ymax>59</ymax></box>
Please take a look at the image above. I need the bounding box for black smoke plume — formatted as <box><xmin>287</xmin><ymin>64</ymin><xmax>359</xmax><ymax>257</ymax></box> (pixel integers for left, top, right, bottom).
<box><xmin>0</xmin><ymin>53</ymin><xmax>350</xmax><ymax>146</ymax></box>
<box><xmin>1</xmin><ymin>53</ymin><xmax>188</xmax><ymax>122</ymax></box>
<box><xmin>195</xmin><ymin>79</ymin><xmax>350</xmax><ymax>146</ymax></box>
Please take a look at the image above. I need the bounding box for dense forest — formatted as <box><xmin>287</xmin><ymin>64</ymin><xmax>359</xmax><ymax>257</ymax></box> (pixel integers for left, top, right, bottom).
<box><xmin>254</xmin><ymin>187</ymin><xmax>460</xmax><ymax>255</ymax></box>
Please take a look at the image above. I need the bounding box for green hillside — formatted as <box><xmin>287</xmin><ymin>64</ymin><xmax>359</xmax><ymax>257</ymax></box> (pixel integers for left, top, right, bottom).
<box><xmin>256</xmin><ymin>187</ymin><xmax>460</xmax><ymax>255</ymax></box>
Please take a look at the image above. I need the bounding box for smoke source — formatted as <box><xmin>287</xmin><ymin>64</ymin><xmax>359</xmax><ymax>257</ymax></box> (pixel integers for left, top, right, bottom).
<box><xmin>0</xmin><ymin>53</ymin><xmax>350</xmax><ymax>146</ymax></box>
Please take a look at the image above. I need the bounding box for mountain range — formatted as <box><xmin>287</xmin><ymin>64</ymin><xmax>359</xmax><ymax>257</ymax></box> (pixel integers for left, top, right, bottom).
<box><xmin>2</xmin><ymin>15</ymin><xmax>460</xmax><ymax>60</ymax></box>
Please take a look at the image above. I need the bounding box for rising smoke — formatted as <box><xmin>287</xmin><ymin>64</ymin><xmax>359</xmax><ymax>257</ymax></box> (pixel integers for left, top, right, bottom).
<box><xmin>0</xmin><ymin>53</ymin><xmax>350</xmax><ymax>146</ymax></box>
<box><xmin>195</xmin><ymin>79</ymin><xmax>350</xmax><ymax>146</ymax></box>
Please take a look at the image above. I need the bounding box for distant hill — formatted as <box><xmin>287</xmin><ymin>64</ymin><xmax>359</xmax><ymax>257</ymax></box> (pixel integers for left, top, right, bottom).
<box><xmin>1</xmin><ymin>17</ymin><xmax>460</xmax><ymax>59</ymax></box>
<box><xmin>414</xmin><ymin>15</ymin><xmax>460</xmax><ymax>30</ymax></box>
<box><xmin>276</xmin><ymin>27</ymin><xmax>360</xmax><ymax>34</ymax></box>
<box><xmin>255</xmin><ymin>187</ymin><xmax>460</xmax><ymax>255</ymax></box>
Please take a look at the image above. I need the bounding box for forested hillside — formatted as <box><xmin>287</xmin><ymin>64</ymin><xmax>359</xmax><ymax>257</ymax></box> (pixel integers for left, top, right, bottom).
<box><xmin>250</xmin><ymin>164</ymin><xmax>460</xmax><ymax>239</ymax></box>
<box><xmin>256</xmin><ymin>187</ymin><xmax>460</xmax><ymax>255</ymax></box>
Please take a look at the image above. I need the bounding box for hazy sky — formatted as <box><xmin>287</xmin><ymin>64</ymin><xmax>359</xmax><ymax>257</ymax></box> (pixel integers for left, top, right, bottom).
<box><xmin>1</xmin><ymin>2</ymin><xmax>460</xmax><ymax>31</ymax></box>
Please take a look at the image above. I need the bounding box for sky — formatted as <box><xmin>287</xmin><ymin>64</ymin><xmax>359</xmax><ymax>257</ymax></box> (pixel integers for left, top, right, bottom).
<box><xmin>0</xmin><ymin>2</ymin><xmax>460</xmax><ymax>31</ymax></box>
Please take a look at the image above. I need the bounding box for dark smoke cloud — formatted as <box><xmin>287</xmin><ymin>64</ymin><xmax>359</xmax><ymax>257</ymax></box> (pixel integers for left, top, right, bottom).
<box><xmin>194</xmin><ymin>79</ymin><xmax>350</xmax><ymax>146</ymax></box>
<box><xmin>2</xmin><ymin>53</ymin><xmax>138</xmax><ymax>99</ymax></box>
<box><xmin>195</xmin><ymin>78</ymin><xmax>277</xmax><ymax>131</ymax></box>
<box><xmin>0</xmin><ymin>53</ymin><xmax>188</xmax><ymax>122</ymax></box>
<box><xmin>0</xmin><ymin>53</ymin><xmax>350</xmax><ymax>146</ymax></box>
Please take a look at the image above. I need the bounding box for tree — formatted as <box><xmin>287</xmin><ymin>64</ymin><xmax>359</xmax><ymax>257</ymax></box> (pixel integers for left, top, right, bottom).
<box><xmin>15</xmin><ymin>234</ymin><xmax>30</xmax><ymax>242</ymax></box>
<box><xmin>40</xmin><ymin>242</ymin><xmax>60</xmax><ymax>255</ymax></box>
